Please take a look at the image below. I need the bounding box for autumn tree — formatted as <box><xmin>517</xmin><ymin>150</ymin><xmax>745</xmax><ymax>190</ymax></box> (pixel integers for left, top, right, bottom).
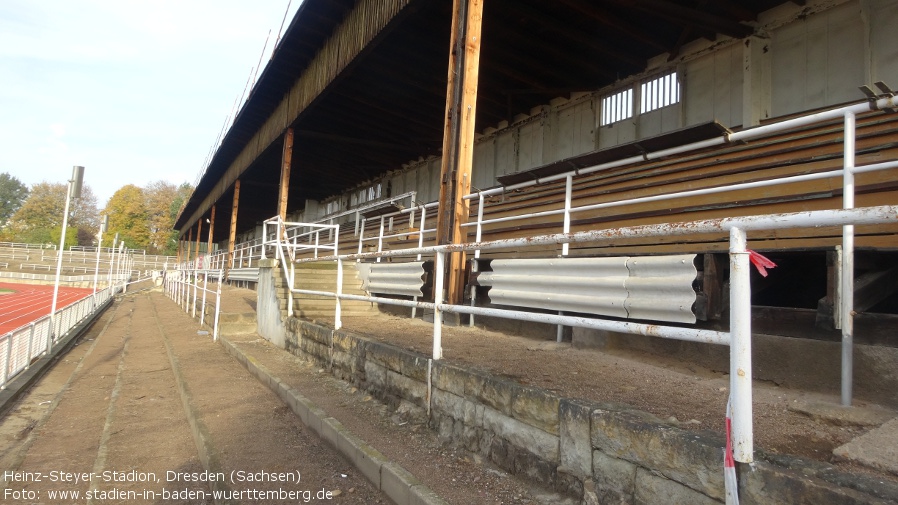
<box><xmin>0</xmin><ymin>173</ymin><xmax>29</xmax><ymax>227</ymax></box>
<box><xmin>3</xmin><ymin>182</ymin><xmax>100</xmax><ymax>247</ymax></box>
<box><xmin>104</xmin><ymin>185</ymin><xmax>151</xmax><ymax>250</ymax></box>
<box><xmin>144</xmin><ymin>181</ymin><xmax>193</xmax><ymax>254</ymax></box>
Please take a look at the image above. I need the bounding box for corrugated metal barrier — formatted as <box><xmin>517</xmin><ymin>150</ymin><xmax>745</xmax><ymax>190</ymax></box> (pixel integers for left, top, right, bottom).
<box><xmin>357</xmin><ymin>261</ymin><xmax>425</xmax><ymax>297</ymax></box>
<box><xmin>477</xmin><ymin>255</ymin><xmax>697</xmax><ymax>323</ymax></box>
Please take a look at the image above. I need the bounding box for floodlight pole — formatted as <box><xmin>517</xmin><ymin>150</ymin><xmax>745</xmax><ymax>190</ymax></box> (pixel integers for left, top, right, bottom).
<box><xmin>50</xmin><ymin>166</ymin><xmax>84</xmax><ymax>349</ymax></box>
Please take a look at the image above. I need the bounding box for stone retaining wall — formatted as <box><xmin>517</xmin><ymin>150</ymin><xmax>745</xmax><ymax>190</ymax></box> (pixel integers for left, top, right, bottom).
<box><xmin>274</xmin><ymin>317</ymin><xmax>898</xmax><ymax>505</ymax></box>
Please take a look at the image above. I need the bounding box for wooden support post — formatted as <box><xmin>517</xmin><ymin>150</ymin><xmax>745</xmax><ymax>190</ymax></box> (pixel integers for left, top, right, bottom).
<box><xmin>435</xmin><ymin>0</ymin><xmax>483</xmax><ymax>305</ymax></box>
<box><xmin>227</xmin><ymin>180</ymin><xmax>241</xmax><ymax>271</ymax></box>
<box><xmin>186</xmin><ymin>228</ymin><xmax>193</xmax><ymax>266</ymax></box>
<box><xmin>207</xmin><ymin>205</ymin><xmax>216</xmax><ymax>258</ymax></box>
<box><xmin>195</xmin><ymin>219</ymin><xmax>202</xmax><ymax>264</ymax></box>
<box><xmin>176</xmin><ymin>239</ymin><xmax>182</xmax><ymax>265</ymax></box>
<box><xmin>279</xmin><ymin>127</ymin><xmax>294</xmax><ymax>222</ymax></box>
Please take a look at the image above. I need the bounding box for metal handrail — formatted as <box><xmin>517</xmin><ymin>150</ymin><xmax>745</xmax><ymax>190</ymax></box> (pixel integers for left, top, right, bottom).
<box><xmin>162</xmin><ymin>268</ymin><xmax>223</xmax><ymax>341</ymax></box>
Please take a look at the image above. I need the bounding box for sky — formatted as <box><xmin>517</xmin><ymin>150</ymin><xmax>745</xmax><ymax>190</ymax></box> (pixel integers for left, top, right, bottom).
<box><xmin>0</xmin><ymin>0</ymin><xmax>302</xmax><ymax>207</ymax></box>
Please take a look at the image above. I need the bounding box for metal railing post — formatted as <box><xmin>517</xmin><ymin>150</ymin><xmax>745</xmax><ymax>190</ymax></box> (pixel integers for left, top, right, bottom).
<box><xmin>729</xmin><ymin>226</ymin><xmax>753</xmax><ymax>463</ymax></box>
<box><xmin>201</xmin><ymin>271</ymin><xmax>208</xmax><ymax>328</ymax></box>
<box><xmin>377</xmin><ymin>217</ymin><xmax>385</xmax><ymax>263</ymax></box>
<box><xmin>562</xmin><ymin>175</ymin><xmax>572</xmax><ymax>256</ymax></box>
<box><xmin>433</xmin><ymin>251</ymin><xmax>445</xmax><ymax>360</ymax></box>
<box><xmin>335</xmin><ymin>258</ymin><xmax>344</xmax><ymax>330</ymax></box>
<box><xmin>2</xmin><ymin>335</ymin><xmax>12</xmax><ymax>388</ymax></box>
<box><xmin>213</xmin><ymin>271</ymin><xmax>222</xmax><ymax>341</ymax></box>
<box><xmin>192</xmin><ymin>270</ymin><xmax>198</xmax><ymax>318</ymax></box>
<box><xmin>841</xmin><ymin>111</ymin><xmax>856</xmax><ymax>406</ymax></box>
<box><xmin>261</xmin><ymin>220</ymin><xmax>268</xmax><ymax>260</ymax></box>
<box><xmin>26</xmin><ymin>322</ymin><xmax>35</xmax><ymax>369</ymax></box>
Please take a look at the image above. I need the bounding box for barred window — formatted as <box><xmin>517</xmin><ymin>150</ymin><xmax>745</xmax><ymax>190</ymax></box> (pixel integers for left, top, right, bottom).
<box><xmin>640</xmin><ymin>72</ymin><xmax>679</xmax><ymax>114</ymax></box>
<box><xmin>600</xmin><ymin>88</ymin><xmax>633</xmax><ymax>126</ymax></box>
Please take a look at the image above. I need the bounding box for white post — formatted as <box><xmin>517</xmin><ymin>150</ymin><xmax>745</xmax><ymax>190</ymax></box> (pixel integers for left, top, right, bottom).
<box><xmin>50</xmin><ymin>183</ymin><xmax>72</xmax><ymax>344</ymax></box>
<box><xmin>2</xmin><ymin>335</ymin><xmax>12</xmax><ymax>387</ymax></box>
<box><xmin>335</xmin><ymin>258</ymin><xmax>344</xmax><ymax>330</ymax></box>
<box><xmin>192</xmin><ymin>269</ymin><xmax>198</xmax><ymax>318</ymax></box>
<box><xmin>261</xmin><ymin>220</ymin><xmax>268</xmax><ymax>260</ymax></box>
<box><xmin>213</xmin><ymin>271</ymin><xmax>222</xmax><ymax>341</ymax></box>
<box><xmin>729</xmin><ymin>226</ymin><xmax>753</xmax><ymax>463</ymax></box>
<box><xmin>92</xmin><ymin>216</ymin><xmax>106</xmax><ymax>295</ymax></box>
<box><xmin>841</xmin><ymin>111</ymin><xmax>856</xmax><ymax>406</ymax></box>
<box><xmin>107</xmin><ymin>233</ymin><xmax>118</xmax><ymax>291</ymax></box>
<box><xmin>433</xmin><ymin>251</ymin><xmax>445</xmax><ymax>360</ymax></box>
<box><xmin>562</xmin><ymin>175</ymin><xmax>572</xmax><ymax>257</ymax></box>
<box><xmin>201</xmin><ymin>271</ymin><xmax>208</xmax><ymax>327</ymax></box>
<box><xmin>50</xmin><ymin>166</ymin><xmax>83</xmax><ymax>348</ymax></box>
<box><xmin>25</xmin><ymin>322</ymin><xmax>35</xmax><ymax>369</ymax></box>
<box><xmin>376</xmin><ymin>217</ymin><xmax>385</xmax><ymax>263</ymax></box>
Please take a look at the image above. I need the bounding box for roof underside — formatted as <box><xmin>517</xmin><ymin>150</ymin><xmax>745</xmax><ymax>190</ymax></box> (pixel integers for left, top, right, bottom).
<box><xmin>178</xmin><ymin>0</ymin><xmax>788</xmax><ymax>240</ymax></box>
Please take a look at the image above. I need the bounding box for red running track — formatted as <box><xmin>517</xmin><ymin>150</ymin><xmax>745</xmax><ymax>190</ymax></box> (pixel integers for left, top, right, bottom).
<box><xmin>0</xmin><ymin>283</ymin><xmax>95</xmax><ymax>334</ymax></box>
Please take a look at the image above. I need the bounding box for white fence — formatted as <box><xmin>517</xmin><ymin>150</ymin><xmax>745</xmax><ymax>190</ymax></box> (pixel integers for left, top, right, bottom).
<box><xmin>162</xmin><ymin>269</ymin><xmax>223</xmax><ymax>341</ymax></box>
<box><xmin>0</xmin><ymin>285</ymin><xmax>121</xmax><ymax>390</ymax></box>
<box><xmin>169</xmin><ymin>96</ymin><xmax>898</xmax><ymax>473</ymax></box>
<box><xmin>250</xmin><ymin>96</ymin><xmax>898</xmax><ymax>468</ymax></box>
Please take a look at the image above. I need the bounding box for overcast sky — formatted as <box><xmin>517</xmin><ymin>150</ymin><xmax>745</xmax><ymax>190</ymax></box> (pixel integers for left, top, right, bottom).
<box><xmin>0</xmin><ymin>0</ymin><xmax>302</xmax><ymax>207</ymax></box>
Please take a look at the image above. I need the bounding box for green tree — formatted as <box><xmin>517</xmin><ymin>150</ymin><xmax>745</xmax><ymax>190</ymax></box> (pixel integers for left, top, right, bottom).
<box><xmin>105</xmin><ymin>185</ymin><xmax>151</xmax><ymax>250</ymax></box>
<box><xmin>4</xmin><ymin>182</ymin><xmax>99</xmax><ymax>247</ymax></box>
<box><xmin>0</xmin><ymin>173</ymin><xmax>29</xmax><ymax>226</ymax></box>
<box><xmin>144</xmin><ymin>181</ymin><xmax>193</xmax><ymax>255</ymax></box>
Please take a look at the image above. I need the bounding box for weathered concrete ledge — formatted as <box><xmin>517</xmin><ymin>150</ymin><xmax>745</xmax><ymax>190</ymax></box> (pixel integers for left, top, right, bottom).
<box><xmin>273</xmin><ymin>316</ymin><xmax>898</xmax><ymax>505</ymax></box>
<box><xmin>219</xmin><ymin>335</ymin><xmax>449</xmax><ymax>505</ymax></box>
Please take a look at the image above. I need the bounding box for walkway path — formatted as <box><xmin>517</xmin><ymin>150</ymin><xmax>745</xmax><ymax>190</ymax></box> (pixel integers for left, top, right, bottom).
<box><xmin>0</xmin><ymin>290</ymin><xmax>388</xmax><ymax>504</ymax></box>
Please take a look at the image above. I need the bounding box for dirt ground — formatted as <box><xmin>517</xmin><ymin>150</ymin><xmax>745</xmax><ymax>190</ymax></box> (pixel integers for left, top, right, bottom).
<box><xmin>214</xmin><ymin>285</ymin><xmax>898</xmax><ymax>483</ymax></box>
<box><xmin>5</xmin><ymin>282</ymin><xmax>895</xmax><ymax>505</ymax></box>
<box><xmin>0</xmin><ymin>289</ymin><xmax>387</xmax><ymax>504</ymax></box>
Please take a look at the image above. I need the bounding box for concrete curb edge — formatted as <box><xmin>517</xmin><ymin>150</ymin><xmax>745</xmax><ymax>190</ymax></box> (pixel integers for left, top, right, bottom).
<box><xmin>219</xmin><ymin>336</ymin><xmax>450</xmax><ymax>505</ymax></box>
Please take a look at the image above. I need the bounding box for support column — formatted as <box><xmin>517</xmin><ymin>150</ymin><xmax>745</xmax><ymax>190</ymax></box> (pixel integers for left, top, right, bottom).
<box><xmin>279</xmin><ymin>127</ymin><xmax>294</xmax><ymax>221</ymax></box>
<box><xmin>227</xmin><ymin>180</ymin><xmax>241</xmax><ymax>271</ymax></box>
<box><xmin>186</xmin><ymin>228</ymin><xmax>193</xmax><ymax>266</ymax></box>
<box><xmin>195</xmin><ymin>219</ymin><xmax>203</xmax><ymax>266</ymax></box>
<box><xmin>207</xmin><ymin>205</ymin><xmax>216</xmax><ymax>260</ymax></box>
<box><xmin>435</xmin><ymin>0</ymin><xmax>484</xmax><ymax>305</ymax></box>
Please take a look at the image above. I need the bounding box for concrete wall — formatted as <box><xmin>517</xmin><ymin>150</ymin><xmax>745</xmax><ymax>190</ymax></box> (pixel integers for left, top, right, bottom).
<box><xmin>255</xmin><ymin>259</ymin><xmax>286</xmax><ymax>348</ymax></box>
<box><xmin>252</xmin><ymin>279</ymin><xmax>898</xmax><ymax>504</ymax></box>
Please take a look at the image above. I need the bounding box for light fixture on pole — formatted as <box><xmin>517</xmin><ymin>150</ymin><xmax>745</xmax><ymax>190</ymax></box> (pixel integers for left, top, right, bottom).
<box><xmin>49</xmin><ymin>165</ymin><xmax>84</xmax><ymax>351</ymax></box>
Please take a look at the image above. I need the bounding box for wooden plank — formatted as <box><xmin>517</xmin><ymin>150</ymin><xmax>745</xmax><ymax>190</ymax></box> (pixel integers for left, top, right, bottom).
<box><xmin>227</xmin><ymin>180</ymin><xmax>241</xmax><ymax>271</ymax></box>
<box><xmin>279</xmin><ymin>128</ymin><xmax>294</xmax><ymax>221</ymax></box>
<box><xmin>207</xmin><ymin>204</ymin><xmax>216</xmax><ymax>257</ymax></box>
<box><xmin>195</xmin><ymin>219</ymin><xmax>202</xmax><ymax>260</ymax></box>
<box><xmin>436</xmin><ymin>0</ymin><xmax>484</xmax><ymax>305</ymax></box>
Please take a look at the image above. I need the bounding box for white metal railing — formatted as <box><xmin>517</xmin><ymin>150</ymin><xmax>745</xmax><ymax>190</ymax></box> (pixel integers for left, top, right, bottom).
<box><xmin>260</xmin><ymin>217</ymin><xmax>341</xmax><ymax>322</ymax></box>
<box><xmin>288</xmin><ymin>205</ymin><xmax>898</xmax><ymax>466</ymax></box>
<box><xmin>303</xmin><ymin>98</ymin><xmax>898</xmax><ymax>410</ymax></box>
<box><xmin>162</xmin><ymin>268</ymin><xmax>223</xmax><ymax>341</ymax></box>
<box><xmin>0</xmin><ymin>280</ymin><xmax>129</xmax><ymax>390</ymax></box>
<box><xmin>247</xmin><ymin>97</ymin><xmax>898</xmax><ymax>468</ymax></box>
<box><xmin>195</xmin><ymin>97</ymin><xmax>898</xmax><ymax>461</ymax></box>
<box><xmin>0</xmin><ymin>242</ymin><xmax>55</xmax><ymax>250</ymax></box>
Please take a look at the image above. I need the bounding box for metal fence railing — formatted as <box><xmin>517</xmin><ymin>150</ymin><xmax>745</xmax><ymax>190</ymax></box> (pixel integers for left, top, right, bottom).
<box><xmin>162</xmin><ymin>269</ymin><xmax>223</xmax><ymax>341</ymax></box>
<box><xmin>0</xmin><ymin>284</ymin><xmax>120</xmax><ymax>390</ymax></box>
<box><xmin>251</xmin><ymin>96</ymin><xmax>898</xmax><ymax>468</ymax></box>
